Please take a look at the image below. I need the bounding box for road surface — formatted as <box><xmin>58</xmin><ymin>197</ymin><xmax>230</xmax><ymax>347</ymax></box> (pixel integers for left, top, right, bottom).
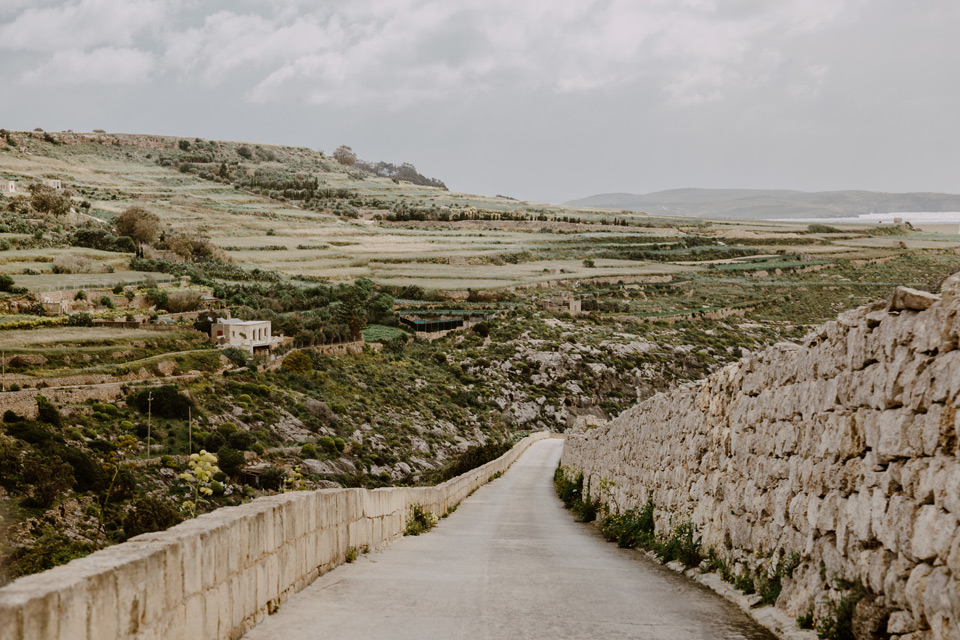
<box><xmin>244</xmin><ymin>438</ymin><xmax>775</xmax><ymax>640</ymax></box>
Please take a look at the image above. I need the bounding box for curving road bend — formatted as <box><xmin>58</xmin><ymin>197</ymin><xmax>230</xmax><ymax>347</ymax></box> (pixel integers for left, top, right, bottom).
<box><xmin>244</xmin><ymin>438</ymin><xmax>776</xmax><ymax>640</ymax></box>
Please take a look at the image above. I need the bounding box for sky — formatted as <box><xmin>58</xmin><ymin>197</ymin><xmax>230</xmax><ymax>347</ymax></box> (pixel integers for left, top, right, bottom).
<box><xmin>0</xmin><ymin>0</ymin><xmax>958</xmax><ymax>203</ymax></box>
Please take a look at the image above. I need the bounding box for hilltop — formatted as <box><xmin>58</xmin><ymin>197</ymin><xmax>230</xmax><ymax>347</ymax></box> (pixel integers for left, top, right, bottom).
<box><xmin>565</xmin><ymin>187</ymin><xmax>960</xmax><ymax>219</ymax></box>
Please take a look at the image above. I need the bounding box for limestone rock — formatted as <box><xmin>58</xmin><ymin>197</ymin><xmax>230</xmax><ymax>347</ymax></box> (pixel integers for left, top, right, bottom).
<box><xmin>890</xmin><ymin>287</ymin><xmax>939</xmax><ymax>312</ymax></box>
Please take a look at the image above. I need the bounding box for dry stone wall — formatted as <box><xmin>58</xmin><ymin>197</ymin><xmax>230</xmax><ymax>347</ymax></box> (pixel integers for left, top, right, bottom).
<box><xmin>561</xmin><ymin>280</ymin><xmax>960</xmax><ymax>639</ymax></box>
<box><xmin>0</xmin><ymin>432</ymin><xmax>557</xmax><ymax>640</ymax></box>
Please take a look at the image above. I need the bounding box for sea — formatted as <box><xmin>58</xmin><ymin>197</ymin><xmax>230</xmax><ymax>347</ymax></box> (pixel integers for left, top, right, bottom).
<box><xmin>773</xmin><ymin>211</ymin><xmax>960</xmax><ymax>233</ymax></box>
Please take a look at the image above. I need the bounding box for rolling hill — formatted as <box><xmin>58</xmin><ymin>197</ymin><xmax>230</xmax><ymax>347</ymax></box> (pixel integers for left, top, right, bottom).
<box><xmin>564</xmin><ymin>188</ymin><xmax>960</xmax><ymax>219</ymax></box>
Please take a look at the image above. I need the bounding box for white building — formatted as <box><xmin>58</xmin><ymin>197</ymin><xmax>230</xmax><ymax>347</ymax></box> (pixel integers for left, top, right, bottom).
<box><xmin>42</xmin><ymin>179</ymin><xmax>62</xmax><ymax>191</ymax></box>
<box><xmin>210</xmin><ymin>318</ymin><xmax>275</xmax><ymax>353</ymax></box>
<box><xmin>4</xmin><ymin>181</ymin><xmax>16</xmax><ymax>194</ymax></box>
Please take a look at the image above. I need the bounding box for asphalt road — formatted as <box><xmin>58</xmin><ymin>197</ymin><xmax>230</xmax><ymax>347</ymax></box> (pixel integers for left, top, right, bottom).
<box><xmin>244</xmin><ymin>438</ymin><xmax>776</xmax><ymax>640</ymax></box>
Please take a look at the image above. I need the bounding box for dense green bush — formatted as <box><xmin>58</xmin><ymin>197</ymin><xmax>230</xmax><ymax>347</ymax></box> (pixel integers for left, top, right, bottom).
<box><xmin>123</xmin><ymin>496</ymin><xmax>182</xmax><ymax>538</ymax></box>
<box><xmin>35</xmin><ymin>396</ymin><xmax>63</xmax><ymax>427</ymax></box>
<box><xmin>217</xmin><ymin>447</ymin><xmax>244</xmax><ymax>477</ymax></box>
<box><xmin>260</xmin><ymin>466</ymin><xmax>285</xmax><ymax>490</ymax></box>
<box><xmin>129</xmin><ymin>385</ymin><xmax>194</xmax><ymax>420</ymax></box>
<box><xmin>435</xmin><ymin>441</ymin><xmax>510</xmax><ymax>482</ymax></box>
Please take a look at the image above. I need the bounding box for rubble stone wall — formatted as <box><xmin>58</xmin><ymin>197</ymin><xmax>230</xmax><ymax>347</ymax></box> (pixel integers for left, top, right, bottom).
<box><xmin>561</xmin><ymin>282</ymin><xmax>960</xmax><ymax>639</ymax></box>
<box><xmin>0</xmin><ymin>433</ymin><xmax>558</xmax><ymax>640</ymax></box>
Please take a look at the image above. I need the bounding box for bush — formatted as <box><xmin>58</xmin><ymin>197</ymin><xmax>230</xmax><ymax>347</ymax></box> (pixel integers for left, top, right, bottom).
<box><xmin>35</xmin><ymin>395</ymin><xmax>63</xmax><ymax>427</ymax></box>
<box><xmin>301</xmin><ymin>443</ymin><xmax>317</xmax><ymax>458</ymax></box>
<box><xmin>281</xmin><ymin>350</ymin><xmax>313</xmax><ymax>375</ymax></box>
<box><xmin>404</xmin><ymin>504</ymin><xmax>437</xmax><ymax>536</ymax></box>
<box><xmin>436</xmin><ymin>441</ymin><xmax>510</xmax><ymax>482</ymax></box>
<box><xmin>67</xmin><ymin>312</ymin><xmax>94</xmax><ymax>327</ymax></box>
<box><xmin>227</xmin><ymin>430</ymin><xmax>255</xmax><ymax>451</ymax></box>
<box><xmin>123</xmin><ymin>496</ymin><xmax>182</xmax><ymax>538</ymax></box>
<box><xmin>318</xmin><ymin>436</ymin><xmax>336</xmax><ymax>455</ymax></box>
<box><xmin>251</xmin><ymin>443</ymin><xmax>265</xmax><ymax>455</ymax></box>
<box><xmin>203</xmin><ymin>431</ymin><xmax>226</xmax><ymax>452</ymax></box>
<box><xmin>99</xmin><ymin>295</ymin><xmax>115</xmax><ymax>309</ymax></box>
<box><xmin>130</xmin><ymin>385</ymin><xmax>194</xmax><ymax>420</ymax></box>
<box><xmin>260</xmin><ymin>466</ymin><xmax>285</xmax><ymax>490</ymax></box>
<box><xmin>600</xmin><ymin>500</ymin><xmax>656</xmax><ymax>549</ymax></box>
<box><xmin>217</xmin><ymin>447</ymin><xmax>244</xmax><ymax>477</ymax></box>
<box><xmin>0</xmin><ymin>274</ymin><xmax>14</xmax><ymax>292</ymax></box>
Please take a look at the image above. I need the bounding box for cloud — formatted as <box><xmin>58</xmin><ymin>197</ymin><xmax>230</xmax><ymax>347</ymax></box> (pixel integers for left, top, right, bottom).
<box><xmin>0</xmin><ymin>0</ymin><xmax>855</xmax><ymax>103</ymax></box>
<box><xmin>0</xmin><ymin>0</ymin><xmax>169</xmax><ymax>52</ymax></box>
<box><xmin>155</xmin><ymin>0</ymin><xmax>854</xmax><ymax>107</ymax></box>
<box><xmin>20</xmin><ymin>47</ymin><xmax>156</xmax><ymax>85</ymax></box>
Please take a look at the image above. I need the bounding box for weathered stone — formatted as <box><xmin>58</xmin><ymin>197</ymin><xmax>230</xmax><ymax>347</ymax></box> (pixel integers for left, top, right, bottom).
<box><xmin>562</xmin><ymin>291</ymin><xmax>960</xmax><ymax>636</ymax></box>
<box><xmin>891</xmin><ymin>287</ymin><xmax>940</xmax><ymax>312</ymax></box>
<box><xmin>852</xmin><ymin>594</ymin><xmax>891</xmax><ymax>640</ymax></box>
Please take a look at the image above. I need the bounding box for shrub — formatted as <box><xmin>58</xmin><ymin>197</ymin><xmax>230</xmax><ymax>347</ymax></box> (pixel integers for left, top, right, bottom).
<box><xmin>130</xmin><ymin>385</ymin><xmax>194</xmax><ymax>420</ymax></box>
<box><xmin>217</xmin><ymin>446</ymin><xmax>244</xmax><ymax>477</ymax></box>
<box><xmin>203</xmin><ymin>432</ymin><xmax>226</xmax><ymax>452</ymax></box>
<box><xmin>160</xmin><ymin>454</ymin><xmax>177</xmax><ymax>469</ymax></box>
<box><xmin>35</xmin><ymin>395</ymin><xmax>63</xmax><ymax>427</ymax></box>
<box><xmin>301</xmin><ymin>443</ymin><xmax>317</xmax><ymax>458</ymax></box>
<box><xmin>67</xmin><ymin>312</ymin><xmax>94</xmax><ymax>327</ymax></box>
<box><xmin>260</xmin><ymin>466</ymin><xmax>285</xmax><ymax>490</ymax></box>
<box><xmin>600</xmin><ymin>500</ymin><xmax>656</xmax><ymax>549</ymax></box>
<box><xmin>281</xmin><ymin>350</ymin><xmax>313</xmax><ymax>375</ymax></box>
<box><xmin>227</xmin><ymin>430</ymin><xmax>255</xmax><ymax>451</ymax></box>
<box><xmin>404</xmin><ymin>504</ymin><xmax>437</xmax><ymax>536</ymax></box>
<box><xmin>99</xmin><ymin>295</ymin><xmax>115</xmax><ymax>309</ymax></box>
<box><xmin>251</xmin><ymin>443</ymin><xmax>265</xmax><ymax>455</ymax></box>
<box><xmin>53</xmin><ymin>254</ymin><xmax>99</xmax><ymax>274</ymax></box>
<box><xmin>318</xmin><ymin>435</ymin><xmax>336</xmax><ymax>455</ymax></box>
<box><xmin>0</xmin><ymin>274</ymin><xmax>14</xmax><ymax>292</ymax></box>
<box><xmin>123</xmin><ymin>496</ymin><xmax>182</xmax><ymax>538</ymax></box>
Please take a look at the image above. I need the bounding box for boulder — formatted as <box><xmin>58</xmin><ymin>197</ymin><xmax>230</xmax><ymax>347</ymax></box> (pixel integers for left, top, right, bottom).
<box><xmin>890</xmin><ymin>287</ymin><xmax>939</xmax><ymax>312</ymax></box>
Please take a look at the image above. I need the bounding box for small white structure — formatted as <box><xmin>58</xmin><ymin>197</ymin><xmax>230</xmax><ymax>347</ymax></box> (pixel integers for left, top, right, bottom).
<box><xmin>4</xmin><ymin>181</ymin><xmax>16</xmax><ymax>194</ymax></box>
<box><xmin>211</xmin><ymin>318</ymin><xmax>275</xmax><ymax>353</ymax></box>
<box><xmin>42</xmin><ymin>179</ymin><xmax>62</xmax><ymax>191</ymax></box>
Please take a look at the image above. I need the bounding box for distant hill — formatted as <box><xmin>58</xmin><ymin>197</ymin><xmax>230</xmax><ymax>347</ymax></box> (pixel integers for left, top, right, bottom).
<box><xmin>564</xmin><ymin>188</ymin><xmax>960</xmax><ymax>219</ymax></box>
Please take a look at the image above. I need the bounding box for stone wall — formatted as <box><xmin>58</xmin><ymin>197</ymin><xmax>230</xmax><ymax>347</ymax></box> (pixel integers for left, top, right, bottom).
<box><xmin>561</xmin><ymin>281</ymin><xmax>960</xmax><ymax>639</ymax></box>
<box><xmin>0</xmin><ymin>432</ymin><xmax>558</xmax><ymax>640</ymax></box>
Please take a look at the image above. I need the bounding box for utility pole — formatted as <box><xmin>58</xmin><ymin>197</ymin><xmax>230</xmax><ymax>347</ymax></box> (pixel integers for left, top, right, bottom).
<box><xmin>188</xmin><ymin>405</ymin><xmax>192</xmax><ymax>455</ymax></box>
<box><xmin>146</xmin><ymin>391</ymin><xmax>152</xmax><ymax>461</ymax></box>
<box><xmin>2</xmin><ymin>349</ymin><xmax>5</xmax><ymax>392</ymax></box>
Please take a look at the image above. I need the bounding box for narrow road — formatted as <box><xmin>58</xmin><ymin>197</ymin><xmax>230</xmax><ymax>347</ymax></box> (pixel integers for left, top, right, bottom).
<box><xmin>244</xmin><ymin>439</ymin><xmax>775</xmax><ymax>640</ymax></box>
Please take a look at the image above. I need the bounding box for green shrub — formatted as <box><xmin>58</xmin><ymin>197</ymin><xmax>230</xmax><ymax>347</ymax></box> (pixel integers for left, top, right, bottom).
<box><xmin>227</xmin><ymin>430</ymin><xmax>255</xmax><ymax>451</ymax></box>
<box><xmin>251</xmin><ymin>443</ymin><xmax>265</xmax><ymax>455</ymax></box>
<box><xmin>160</xmin><ymin>454</ymin><xmax>177</xmax><ymax>469</ymax></box>
<box><xmin>404</xmin><ymin>504</ymin><xmax>437</xmax><ymax>536</ymax></box>
<box><xmin>260</xmin><ymin>466</ymin><xmax>285</xmax><ymax>490</ymax></box>
<box><xmin>301</xmin><ymin>443</ymin><xmax>317</xmax><ymax>458</ymax></box>
<box><xmin>203</xmin><ymin>431</ymin><xmax>226</xmax><ymax>452</ymax></box>
<box><xmin>217</xmin><ymin>447</ymin><xmax>244</xmax><ymax>477</ymax></box>
<box><xmin>318</xmin><ymin>435</ymin><xmax>336</xmax><ymax>454</ymax></box>
<box><xmin>35</xmin><ymin>395</ymin><xmax>63</xmax><ymax>427</ymax></box>
<box><xmin>600</xmin><ymin>500</ymin><xmax>655</xmax><ymax>548</ymax></box>
<box><xmin>99</xmin><ymin>295</ymin><xmax>115</xmax><ymax>309</ymax></box>
<box><xmin>130</xmin><ymin>385</ymin><xmax>193</xmax><ymax>420</ymax></box>
<box><xmin>67</xmin><ymin>312</ymin><xmax>94</xmax><ymax>327</ymax></box>
<box><xmin>123</xmin><ymin>496</ymin><xmax>182</xmax><ymax>538</ymax></box>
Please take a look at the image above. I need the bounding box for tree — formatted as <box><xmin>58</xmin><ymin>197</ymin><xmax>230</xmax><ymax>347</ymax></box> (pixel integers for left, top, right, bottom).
<box><xmin>28</xmin><ymin>185</ymin><xmax>71</xmax><ymax>218</ymax></box>
<box><xmin>332</xmin><ymin>145</ymin><xmax>358</xmax><ymax>166</ymax></box>
<box><xmin>0</xmin><ymin>274</ymin><xmax>14</xmax><ymax>292</ymax></box>
<box><xmin>334</xmin><ymin>287</ymin><xmax>368</xmax><ymax>339</ymax></box>
<box><xmin>114</xmin><ymin>207</ymin><xmax>160</xmax><ymax>247</ymax></box>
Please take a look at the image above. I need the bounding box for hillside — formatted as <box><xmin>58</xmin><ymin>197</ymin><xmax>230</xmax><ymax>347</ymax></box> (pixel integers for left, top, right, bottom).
<box><xmin>565</xmin><ymin>188</ymin><xmax>960</xmax><ymax>219</ymax></box>
<box><xmin>2</xmin><ymin>128</ymin><xmax>960</xmax><ymax>585</ymax></box>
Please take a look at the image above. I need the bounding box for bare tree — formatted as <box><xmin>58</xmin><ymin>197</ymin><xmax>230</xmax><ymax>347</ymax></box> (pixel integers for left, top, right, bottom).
<box><xmin>332</xmin><ymin>145</ymin><xmax>358</xmax><ymax>166</ymax></box>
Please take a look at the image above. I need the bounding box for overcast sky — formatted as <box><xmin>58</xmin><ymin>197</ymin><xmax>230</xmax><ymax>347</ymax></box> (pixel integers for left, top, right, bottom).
<box><xmin>0</xmin><ymin>0</ymin><xmax>957</xmax><ymax>203</ymax></box>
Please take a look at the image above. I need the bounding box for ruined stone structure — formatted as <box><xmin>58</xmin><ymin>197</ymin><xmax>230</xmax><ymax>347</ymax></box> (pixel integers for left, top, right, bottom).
<box><xmin>0</xmin><ymin>433</ymin><xmax>558</xmax><ymax>640</ymax></box>
<box><xmin>562</xmin><ymin>281</ymin><xmax>960</xmax><ymax>639</ymax></box>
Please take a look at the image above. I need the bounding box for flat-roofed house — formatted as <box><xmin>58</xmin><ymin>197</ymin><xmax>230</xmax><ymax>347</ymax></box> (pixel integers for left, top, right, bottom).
<box><xmin>4</xmin><ymin>181</ymin><xmax>16</xmax><ymax>194</ymax></box>
<box><xmin>210</xmin><ymin>318</ymin><xmax>275</xmax><ymax>353</ymax></box>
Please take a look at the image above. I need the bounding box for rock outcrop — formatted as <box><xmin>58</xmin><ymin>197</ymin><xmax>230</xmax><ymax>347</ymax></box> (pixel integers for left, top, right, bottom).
<box><xmin>561</xmin><ymin>282</ymin><xmax>960</xmax><ymax>639</ymax></box>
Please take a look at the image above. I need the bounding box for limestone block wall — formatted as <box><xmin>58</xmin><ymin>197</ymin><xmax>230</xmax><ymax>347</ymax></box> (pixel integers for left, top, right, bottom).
<box><xmin>561</xmin><ymin>282</ymin><xmax>960</xmax><ymax>639</ymax></box>
<box><xmin>0</xmin><ymin>432</ymin><xmax>557</xmax><ymax>640</ymax></box>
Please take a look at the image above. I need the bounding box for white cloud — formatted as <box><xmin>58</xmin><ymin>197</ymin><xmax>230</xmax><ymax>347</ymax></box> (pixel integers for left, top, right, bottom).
<box><xmin>157</xmin><ymin>0</ymin><xmax>852</xmax><ymax>107</ymax></box>
<box><xmin>20</xmin><ymin>47</ymin><xmax>156</xmax><ymax>85</ymax></box>
<box><xmin>0</xmin><ymin>0</ymin><xmax>854</xmax><ymax>103</ymax></box>
<box><xmin>0</xmin><ymin>0</ymin><xmax>168</xmax><ymax>52</ymax></box>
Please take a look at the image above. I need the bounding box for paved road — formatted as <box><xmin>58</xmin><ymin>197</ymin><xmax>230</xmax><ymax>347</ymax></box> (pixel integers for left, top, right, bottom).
<box><xmin>244</xmin><ymin>439</ymin><xmax>775</xmax><ymax>640</ymax></box>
